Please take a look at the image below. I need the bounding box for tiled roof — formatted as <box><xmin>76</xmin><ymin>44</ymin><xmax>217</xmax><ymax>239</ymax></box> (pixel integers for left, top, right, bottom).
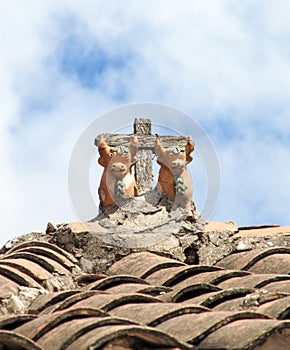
<box><xmin>2</xmin><ymin>240</ymin><xmax>290</xmax><ymax>348</ymax></box>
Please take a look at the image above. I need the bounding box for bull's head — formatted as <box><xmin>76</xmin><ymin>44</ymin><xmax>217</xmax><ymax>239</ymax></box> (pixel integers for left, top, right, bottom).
<box><xmin>154</xmin><ymin>136</ymin><xmax>194</xmax><ymax>176</ymax></box>
<box><xmin>98</xmin><ymin>135</ymin><xmax>138</xmax><ymax>179</ymax></box>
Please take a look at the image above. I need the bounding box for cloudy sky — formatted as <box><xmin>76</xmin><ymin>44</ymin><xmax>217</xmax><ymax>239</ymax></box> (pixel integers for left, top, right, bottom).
<box><xmin>1</xmin><ymin>1</ymin><xmax>290</xmax><ymax>246</ymax></box>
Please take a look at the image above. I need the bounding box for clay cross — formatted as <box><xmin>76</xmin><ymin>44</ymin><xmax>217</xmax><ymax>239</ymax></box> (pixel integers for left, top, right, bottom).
<box><xmin>95</xmin><ymin>118</ymin><xmax>189</xmax><ymax>194</ymax></box>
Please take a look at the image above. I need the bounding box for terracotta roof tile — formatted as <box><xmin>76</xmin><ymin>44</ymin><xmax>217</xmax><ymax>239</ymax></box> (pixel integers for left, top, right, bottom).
<box><xmin>183</xmin><ymin>288</ymin><xmax>256</xmax><ymax>309</ymax></box>
<box><xmin>198</xmin><ymin>319</ymin><xmax>290</xmax><ymax>349</ymax></box>
<box><xmin>44</xmin><ymin>291</ymin><xmax>108</xmax><ymax>314</ymax></box>
<box><xmin>257</xmin><ymin>295</ymin><xmax>290</xmax><ymax>319</ymax></box>
<box><xmin>216</xmin><ymin>247</ymin><xmax>290</xmax><ymax>272</ymax></box>
<box><xmin>28</xmin><ymin>291</ymin><xmax>81</xmax><ymax>314</ymax></box>
<box><xmin>218</xmin><ymin>273</ymin><xmax>290</xmax><ymax>289</ymax></box>
<box><xmin>156</xmin><ymin>311</ymin><xmax>269</xmax><ymax>345</ymax></box>
<box><xmin>0</xmin><ymin>330</ymin><xmax>43</xmax><ymax>350</ymax></box>
<box><xmin>0</xmin><ymin>241</ymin><xmax>81</xmax><ymax>304</ymax></box>
<box><xmin>258</xmin><ymin>280</ymin><xmax>290</xmax><ymax>293</ymax></box>
<box><xmin>104</xmin><ymin>283</ymin><xmax>171</xmax><ymax>296</ymax></box>
<box><xmin>203</xmin><ymin>221</ymin><xmax>238</xmax><ymax>232</ymax></box>
<box><xmin>0</xmin><ymin>275</ymin><xmax>19</xmax><ymax>298</ymax></box>
<box><xmin>170</xmin><ymin>270</ymin><xmax>250</xmax><ymax>289</ymax></box>
<box><xmin>145</xmin><ymin>265</ymin><xmax>222</xmax><ymax>287</ymax></box>
<box><xmin>16</xmin><ymin>313</ymin><xmax>125</xmax><ymax>343</ymax></box>
<box><xmin>65</xmin><ymin>324</ymin><xmax>193</xmax><ymax>350</ymax></box>
<box><xmin>158</xmin><ymin>283</ymin><xmax>221</xmax><ymax>303</ymax></box>
<box><xmin>110</xmin><ymin>303</ymin><xmax>209</xmax><ymax>326</ymax></box>
<box><xmin>0</xmin><ymin>314</ymin><xmax>37</xmax><ymax>329</ymax></box>
<box><xmin>235</xmin><ymin>225</ymin><xmax>290</xmax><ymax>237</ymax></box>
<box><xmin>107</xmin><ymin>252</ymin><xmax>185</xmax><ymax>278</ymax></box>
<box><xmin>10</xmin><ymin>246</ymin><xmax>77</xmax><ymax>272</ymax></box>
<box><xmin>0</xmin><ymin>264</ymin><xmax>43</xmax><ymax>289</ymax></box>
<box><xmin>3</xmin><ymin>241</ymin><xmax>290</xmax><ymax>348</ymax></box>
<box><xmin>0</xmin><ymin>259</ymin><xmax>52</xmax><ymax>285</ymax></box>
<box><xmin>83</xmin><ymin>274</ymin><xmax>149</xmax><ymax>291</ymax></box>
<box><xmin>62</xmin><ymin>293</ymin><xmax>161</xmax><ymax>312</ymax></box>
<box><xmin>8</xmin><ymin>241</ymin><xmax>78</xmax><ymax>264</ymax></box>
<box><xmin>2</xmin><ymin>251</ymin><xmax>73</xmax><ymax>275</ymax></box>
<box><xmin>247</xmin><ymin>254</ymin><xmax>290</xmax><ymax>275</ymax></box>
<box><xmin>36</xmin><ymin>317</ymin><xmax>136</xmax><ymax>350</ymax></box>
<box><xmin>209</xmin><ymin>290</ymin><xmax>287</xmax><ymax>313</ymax></box>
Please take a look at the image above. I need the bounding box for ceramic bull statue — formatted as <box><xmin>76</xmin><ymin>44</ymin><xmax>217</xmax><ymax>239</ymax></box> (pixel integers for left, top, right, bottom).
<box><xmin>154</xmin><ymin>135</ymin><xmax>194</xmax><ymax>210</ymax></box>
<box><xmin>98</xmin><ymin>135</ymin><xmax>138</xmax><ymax>214</ymax></box>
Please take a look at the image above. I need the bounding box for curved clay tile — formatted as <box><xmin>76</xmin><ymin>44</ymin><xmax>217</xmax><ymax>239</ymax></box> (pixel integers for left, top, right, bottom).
<box><xmin>83</xmin><ymin>274</ymin><xmax>149</xmax><ymax>291</ymax></box>
<box><xmin>258</xmin><ymin>280</ymin><xmax>290</xmax><ymax>294</ymax></box>
<box><xmin>201</xmin><ymin>288</ymin><xmax>256</xmax><ymax>309</ymax></box>
<box><xmin>255</xmin><ymin>275</ymin><xmax>290</xmax><ymax>288</ymax></box>
<box><xmin>156</xmin><ymin>310</ymin><xmax>270</xmax><ymax>345</ymax></box>
<box><xmin>247</xmin><ymin>254</ymin><xmax>290</xmax><ymax>275</ymax></box>
<box><xmin>0</xmin><ymin>314</ymin><xmax>37</xmax><ymax>330</ymax></box>
<box><xmin>0</xmin><ymin>274</ymin><xmax>19</xmax><ymax>297</ymax></box>
<box><xmin>0</xmin><ymin>330</ymin><xmax>43</xmax><ymax>350</ymax></box>
<box><xmin>0</xmin><ymin>264</ymin><xmax>43</xmax><ymax>289</ymax></box>
<box><xmin>65</xmin><ymin>324</ymin><xmax>193</xmax><ymax>350</ymax></box>
<box><xmin>198</xmin><ymin>319</ymin><xmax>290</xmax><ymax>349</ymax></box>
<box><xmin>105</xmin><ymin>283</ymin><xmax>171</xmax><ymax>296</ymax></box>
<box><xmin>160</xmin><ymin>283</ymin><xmax>221</xmax><ymax>303</ymax></box>
<box><xmin>110</xmin><ymin>303</ymin><xmax>209</xmax><ymax>326</ymax></box>
<box><xmin>29</xmin><ymin>290</ymin><xmax>81</xmax><ymax>314</ymax></box>
<box><xmin>199</xmin><ymin>270</ymin><xmax>251</xmax><ymax>286</ymax></box>
<box><xmin>145</xmin><ymin>265</ymin><xmax>222</xmax><ymax>287</ymax></box>
<box><xmin>218</xmin><ymin>273</ymin><xmax>290</xmax><ymax>289</ymax></box>
<box><xmin>15</xmin><ymin>308</ymin><xmax>109</xmax><ymax>341</ymax></box>
<box><xmin>107</xmin><ymin>252</ymin><xmax>185</xmax><ymax>278</ymax></box>
<box><xmin>1</xmin><ymin>251</ymin><xmax>73</xmax><ymax>276</ymax></box>
<box><xmin>180</xmin><ymin>287</ymin><xmax>255</xmax><ymax>309</ymax></box>
<box><xmin>48</xmin><ymin>291</ymin><xmax>108</xmax><ymax>313</ymax></box>
<box><xmin>214</xmin><ymin>290</ymin><xmax>288</xmax><ymax>313</ymax></box>
<box><xmin>60</xmin><ymin>293</ymin><xmax>161</xmax><ymax>312</ymax></box>
<box><xmin>257</xmin><ymin>295</ymin><xmax>290</xmax><ymax>319</ymax></box>
<box><xmin>75</xmin><ymin>273</ymin><xmax>108</xmax><ymax>287</ymax></box>
<box><xmin>216</xmin><ymin>247</ymin><xmax>290</xmax><ymax>271</ymax></box>
<box><xmin>10</xmin><ymin>247</ymin><xmax>77</xmax><ymax>272</ymax></box>
<box><xmin>171</xmin><ymin>270</ymin><xmax>250</xmax><ymax>289</ymax></box>
<box><xmin>0</xmin><ymin>259</ymin><xmax>52</xmax><ymax>285</ymax></box>
<box><xmin>7</xmin><ymin>241</ymin><xmax>78</xmax><ymax>264</ymax></box>
<box><xmin>36</xmin><ymin>316</ymin><xmax>137</xmax><ymax>350</ymax></box>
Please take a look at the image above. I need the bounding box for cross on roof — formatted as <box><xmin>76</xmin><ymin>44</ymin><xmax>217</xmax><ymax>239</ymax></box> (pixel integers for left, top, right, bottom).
<box><xmin>95</xmin><ymin>118</ymin><xmax>189</xmax><ymax>193</ymax></box>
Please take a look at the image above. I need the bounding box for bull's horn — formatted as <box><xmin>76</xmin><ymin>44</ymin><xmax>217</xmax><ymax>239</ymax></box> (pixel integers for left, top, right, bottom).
<box><xmin>186</xmin><ymin>136</ymin><xmax>194</xmax><ymax>154</ymax></box>
<box><xmin>186</xmin><ymin>136</ymin><xmax>194</xmax><ymax>163</ymax></box>
<box><xmin>98</xmin><ymin>135</ymin><xmax>114</xmax><ymax>167</ymax></box>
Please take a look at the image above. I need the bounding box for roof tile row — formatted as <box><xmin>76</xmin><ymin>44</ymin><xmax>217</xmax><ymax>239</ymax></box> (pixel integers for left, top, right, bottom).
<box><xmin>2</xmin><ymin>243</ymin><xmax>290</xmax><ymax>348</ymax></box>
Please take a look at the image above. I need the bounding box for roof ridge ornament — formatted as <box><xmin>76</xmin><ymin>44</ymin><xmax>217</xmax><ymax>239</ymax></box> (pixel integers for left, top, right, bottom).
<box><xmin>95</xmin><ymin>118</ymin><xmax>195</xmax><ymax>216</ymax></box>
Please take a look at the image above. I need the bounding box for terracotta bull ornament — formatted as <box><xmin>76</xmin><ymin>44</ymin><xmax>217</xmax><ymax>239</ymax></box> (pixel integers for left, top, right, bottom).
<box><xmin>154</xmin><ymin>135</ymin><xmax>194</xmax><ymax>210</ymax></box>
<box><xmin>98</xmin><ymin>135</ymin><xmax>138</xmax><ymax>214</ymax></box>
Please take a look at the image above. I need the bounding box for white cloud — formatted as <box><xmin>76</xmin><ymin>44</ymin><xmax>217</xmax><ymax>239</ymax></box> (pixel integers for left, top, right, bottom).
<box><xmin>1</xmin><ymin>1</ymin><xmax>290</xmax><ymax>246</ymax></box>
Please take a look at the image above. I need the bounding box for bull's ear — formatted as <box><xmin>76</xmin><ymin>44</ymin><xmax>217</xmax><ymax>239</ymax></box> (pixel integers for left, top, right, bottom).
<box><xmin>129</xmin><ymin>135</ymin><xmax>138</xmax><ymax>159</ymax></box>
<box><xmin>154</xmin><ymin>135</ymin><xmax>165</xmax><ymax>157</ymax></box>
<box><xmin>98</xmin><ymin>135</ymin><xmax>114</xmax><ymax>167</ymax></box>
<box><xmin>186</xmin><ymin>136</ymin><xmax>194</xmax><ymax>164</ymax></box>
<box><xmin>154</xmin><ymin>135</ymin><xmax>166</xmax><ymax>165</ymax></box>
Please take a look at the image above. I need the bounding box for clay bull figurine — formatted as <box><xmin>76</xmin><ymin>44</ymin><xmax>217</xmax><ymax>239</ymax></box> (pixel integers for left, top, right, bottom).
<box><xmin>98</xmin><ymin>135</ymin><xmax>138</xmax><ymax>213</ymax></box>
<box><xmin>154</xmin><ymin>135</ymin><xmax>194</xmax><ymax>210</ymax></box>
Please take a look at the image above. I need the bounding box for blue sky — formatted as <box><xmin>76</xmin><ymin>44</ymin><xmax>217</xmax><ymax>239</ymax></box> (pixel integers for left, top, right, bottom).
<box><xmin>1</xmin><ymin>1</ymin><xmax>290</xmax><ymax>246</ymax></box>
